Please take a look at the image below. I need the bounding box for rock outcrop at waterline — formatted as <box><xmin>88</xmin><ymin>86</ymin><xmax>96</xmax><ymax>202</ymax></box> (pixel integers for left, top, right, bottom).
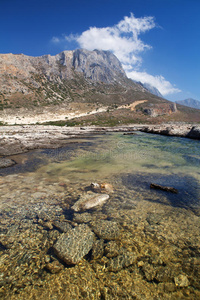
<box><xmin>141</xmin><ymin>125</ymin><xmax>200</xmax><ymax>139</ymax></box>
<box><xmin>0</xmin><ymin>124</ymin><xmax>199</xmax><ymax>160</ymax></box>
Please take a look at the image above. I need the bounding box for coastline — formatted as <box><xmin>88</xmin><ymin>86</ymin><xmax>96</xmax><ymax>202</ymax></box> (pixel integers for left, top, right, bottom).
<box><xmin>0</xmin><ymin>123</ymin><xmax>199</xmax><ymax>160</ymax></box>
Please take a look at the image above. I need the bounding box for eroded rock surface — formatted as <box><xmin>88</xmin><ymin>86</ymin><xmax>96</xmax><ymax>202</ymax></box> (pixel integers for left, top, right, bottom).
<box><xmin>53</xmin><ymin>224</ymin><xmax>95</xmax><ymax>264</ymax></box>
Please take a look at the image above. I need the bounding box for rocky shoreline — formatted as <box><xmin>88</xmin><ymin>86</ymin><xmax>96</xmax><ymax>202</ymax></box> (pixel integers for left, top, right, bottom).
<box><xmin>0</xmin><ymin>124</ymin><xmax>199</xmax><ymax>163</ymax></box>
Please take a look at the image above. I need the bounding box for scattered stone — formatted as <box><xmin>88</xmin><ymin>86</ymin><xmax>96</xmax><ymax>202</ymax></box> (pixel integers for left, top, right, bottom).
<box><xmin>150</xmin><ymin>183</ymin><xmax>178</xmax><ymax>194</ymax></box>
<box><xmin>107</xmin><ymin>250</ymin><xmax>136</xmax><ymax>272</ymax></box>
<box><xmin>53</xmin><ymin>224</ymin><xmax>95</xmax><ymax>265</ymax></box>
<box><xmin>91</xmin><ymin>220</ymin><xmax>121</xmax><ymax>240</ymax></box>
<box><xmin>45</xmin><ymin>260</ymin><xmax>64</xmax><ymax>274</ymax></box>
<box><xmin>42</xmin><ymin>221</ymin><xmax>53</xmax><ymax>230</ymax></box>
<box><xmin>141</xmin><ymin>263</ymin><xmax>157</xmax><ymax>281</ymax></box>
<box><xmin>105</xmin><ymin>241</ymin><xmax>120</xmax><ymax>258</ymax></box>
<box><xmin>53</xmin><ymin>221</ymin><xmax>72</xmax><ymax>233</ymax></box>
<box><xmin>91</xmin><ymin>182</ymin><xmax>114</xmax><ymax>194</ymax></box>
<box><xmin>0</xmin><ymin>158</ymin><xmax>16</xmax><ymax>168</ymax></box>
<box><xmin>71</xmin><ymin>193</ymin><xmax>109</xmax><ymax>212</ymax></box>
<box><xmin>92</xmin><ymin>239</ymin><xmax>104</xmax><ymax>260</ymax></box>
<box><xmin>174</xmin><ymin>274</ymin><xmax>189</xmax><ymax>287</ymax></box>
<box><xmin>100</xmin><ymin>183</ymin><xmax>114</xmax><ymax>194</ymax></box>
<box><xmin>90</xmin><ymin>182</ymin><xmax>101</xmax><ymax>193</ymax></box>
<box><xmin>73</xmin><ymin>212</ymin><xmax>92</xmax><ymax>223</ymax></box>
<box><xmin>155</xmin><ymin>266</ymin><xmax>173</xmax><ymax>283</ymax></box>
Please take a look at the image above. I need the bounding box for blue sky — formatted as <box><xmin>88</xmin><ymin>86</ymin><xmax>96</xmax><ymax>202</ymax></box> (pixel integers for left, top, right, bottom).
<box><xmin>0</xmin><ymin>0</ymin><xmax>200</xmax><ymax>101</ymax></box>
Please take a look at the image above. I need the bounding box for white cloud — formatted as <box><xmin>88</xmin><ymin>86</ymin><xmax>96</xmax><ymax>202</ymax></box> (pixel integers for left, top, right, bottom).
<box><xmin>74</xmin><ymin>13</ymin><xmax>155</xmax><ymax>66</ymax></box>
<box><xmin>52</xmin><ymin>13</ymin><xmax>181</xmax><ymax>96</ymax></box>
<box><xmin>125</xmin><ymin>69</ymin><xmax>181</xmax><ymax>95</ymax></box>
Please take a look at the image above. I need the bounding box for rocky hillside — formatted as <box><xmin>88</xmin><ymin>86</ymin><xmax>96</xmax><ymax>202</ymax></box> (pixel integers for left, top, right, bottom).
<box><xmin>0</xmin><ymin>49</ymin><xmax>199</xmax><ymax>124</ymax></box>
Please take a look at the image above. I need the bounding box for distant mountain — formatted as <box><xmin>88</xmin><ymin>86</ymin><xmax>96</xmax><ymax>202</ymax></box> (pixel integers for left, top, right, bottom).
<box><xmin>176</xmin><ymin>98</ymin><xmax>200</xmax><ymax>109</ymax></box>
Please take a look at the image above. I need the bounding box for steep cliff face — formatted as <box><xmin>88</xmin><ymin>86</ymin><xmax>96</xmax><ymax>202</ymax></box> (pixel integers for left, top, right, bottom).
<box><xmin>0</xmin><ymin>49</ymin><xmax>126</xmax><ymax>93</ymax></box>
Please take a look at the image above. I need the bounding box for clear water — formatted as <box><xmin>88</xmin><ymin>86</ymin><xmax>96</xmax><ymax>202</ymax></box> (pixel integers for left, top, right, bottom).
<box><xmin>0</xmin><ymin>132</ymin><xmax>200</xmax><ymax>299</ymax></box>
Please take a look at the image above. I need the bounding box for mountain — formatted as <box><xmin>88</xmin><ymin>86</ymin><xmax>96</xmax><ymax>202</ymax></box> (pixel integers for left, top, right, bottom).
<box><xmin>0</xmin><ymin>49</ymin><xmax>199</xmax><ymax>125</ymax></box>
<box><xmin>142</xmin><ymin>83</ymin><xmax>163</xmax><ymax>98</ymax></box>
<box><xmin>176</xmin><ymin>98</ymin><xmax>200</xmax><ymax>109</ymax></box>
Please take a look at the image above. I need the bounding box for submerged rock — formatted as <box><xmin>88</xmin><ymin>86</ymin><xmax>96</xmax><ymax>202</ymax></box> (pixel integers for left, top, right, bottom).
<box><xmin>174</xmin><ymin>274</ymin><xmax>189</xmax><ymax>287</ymax></box>
<box><xmin>150</xmin><ymin>183</ymin><xmax>178</xmax><ymax>194</ymax></box>
<box><xmin>107</xmin><ymin>250</ymin><xmax>136</xmax><ymax>272</ymax></box>
<box><xmin>0</xmin><ymin>158</ymin><xmax>16</xmax><ymax>168</ymax></box>
<box><xmin>100</xmin><ymin>183</ymin><xmax>114</xmax><ymax>194</ymax></box>
<box><xmin>71</xmin><ymin>193</ymin><xmax>109</xmax><ymax>212</ymax></box>
<box><xmin>45</xmin><ymin>260</ymin><xmax>64</xmax><ymax>273</ymax></box>
<box><xmin>53</xmin><ymin>224</ymin><xmax>95</xmax><ymax>265</ymax></box>
<box><xmin>105</xmin><ymin>241</ymin><xmax>120</xmax><ymax>258</ymax></box>
<box><xmin>91</xmin><ymin>182</ymin><xmax>114</xmax><ymax>194</ymax></box>
<box><xmin>92</xmin><ymin>239</ymin><xmax>104</xmax><ymax>260</ymax></box>
<box><xmin>91</xmin><ymin>220</ymin><xmax>121</xmax><ymax>240</ymax></box>
<box><xmin>53</xmin><ymin>221</ymin><xmax>72</xmax><ymax>233</ymax></box>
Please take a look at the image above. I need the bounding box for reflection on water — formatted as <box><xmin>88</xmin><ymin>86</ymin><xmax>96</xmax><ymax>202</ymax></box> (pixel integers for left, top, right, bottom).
<box><xmin>0</xmin><ymin>132</ymin><xmax>200</xmax><ymax>299</ymax></box>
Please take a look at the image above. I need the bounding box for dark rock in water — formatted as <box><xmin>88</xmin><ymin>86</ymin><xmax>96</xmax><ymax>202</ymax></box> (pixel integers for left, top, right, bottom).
<box><xmin>53</xmin><ymin>221</ymin><xmax>72</xmax><ymax>233</ymax></box>
<box><xmin>123</xmin><ymin>132</ymin><xmax>137</xmax><ymax>135</ymax></box>
<box><xmin>140</xmin><ymin>262</ymin><xmax>157</xmax><ymax>281</ymax></box>
<box><xmin>187</xmin><ymin>126</ymin><xmax>200</xmax><ymax>139</ymax></box>
<box><xmin>155</xmin><ymin>266</ymin><xmax>174</xmax><ymax>283</ymax></box>
<box><xmin>71</xmin><ymin>193</ymin><xmax>109</xmax><ymax>212</ymax></box>
<box><xmin>90</xmin><ymin>220</ymin><xmax>121</xmax><ymax>240</ymax></box>
<box><xmin>0</xmin><ymin>158</ymin><xmax>16</xmax><ymax>168</ymax></box>
<box><xmin>107</xmin><ymin>250</ymin><xmax>136</xmax><ymax>272</ymax></box>
<box><xmin>91</xmin><ymin>239</ymin><xmax>104</xmax><ymax>260</ymax></box>
<box><xmin>53</xmin><ymin>224</ymin><xmax>95</xmax><ymax>265</ymax></box>
<box><xmin>45</xmin><ymin>260</ymin><xmax>64</xmax><ymax>273</ymax></box>
<box><xmin>150</xmin><ymin>183</ymin><xmax>178</xmax><ymax>194</ymax></box>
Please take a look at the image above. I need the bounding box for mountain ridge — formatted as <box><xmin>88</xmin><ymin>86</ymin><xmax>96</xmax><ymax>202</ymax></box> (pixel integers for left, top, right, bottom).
<box><xmin>0</xmin><ymin>49</ymin><xmax>199</xmax><ymax>125</ymax></box>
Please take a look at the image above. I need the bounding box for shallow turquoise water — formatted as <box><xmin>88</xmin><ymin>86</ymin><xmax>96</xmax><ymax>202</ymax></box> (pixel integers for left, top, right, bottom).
<box><xmin>1</xmin><ymin>131</ymin><xmax>200</xmax><ymax>211</ymax></box>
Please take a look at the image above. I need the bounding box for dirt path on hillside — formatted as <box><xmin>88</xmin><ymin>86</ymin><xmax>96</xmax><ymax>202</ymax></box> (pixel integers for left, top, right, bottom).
<box><xmin>119</xmin><ymin>100</ymin><xmax>148</xmax><ymax>111</ymax></box>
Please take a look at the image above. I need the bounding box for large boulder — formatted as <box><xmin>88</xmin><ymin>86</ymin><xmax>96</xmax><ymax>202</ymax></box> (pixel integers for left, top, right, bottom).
<box><xmin>0</xmin><ymin>158</ymin><xmax>16</xmax><ymax>168</ymax></box>
<box><xmin>53</xmin><ymin>224</ymin><xmax>95</xmax><ymax>265</ymax></box>
<box><xmin>71</xmin><ymin>193</ymin><xmax>109</xmax><ymax>212</ymax></box>
<box><xmin>187</xmin><ymin>126</ymin><xmax>200</xmax><ymax>139</ymax></box>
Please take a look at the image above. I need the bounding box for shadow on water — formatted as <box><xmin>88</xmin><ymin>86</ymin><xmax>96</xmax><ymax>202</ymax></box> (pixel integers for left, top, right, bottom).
<box><xmin>121</xmin><ymin>172</ymin><xmax>200</xmax><ymax>212</ymax></box>
<box><xmin>0</xmin><ymin>141</ymin><xmax>94</xmax><ymax>176</ymax></box>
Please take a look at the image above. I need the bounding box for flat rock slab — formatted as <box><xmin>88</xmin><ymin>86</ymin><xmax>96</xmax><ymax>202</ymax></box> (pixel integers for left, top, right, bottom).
<box><xmin>71</xmin><ymin>193</ymin><xmax>109</xmax><ymax>212</ymax></box>
<box><xmin>0</xmin><ymin>158</ymin><xmax>16</xmax><ymax>168</ymax></box>
<box><xmin>53</xmin><ymin>224</ymin><xmax>95</xmax><ymax>265</ymax></box>
<box><xmin>91</xmin><ymin>220</ymin><xmax>121</xmax><ymax>240</ymax></box>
